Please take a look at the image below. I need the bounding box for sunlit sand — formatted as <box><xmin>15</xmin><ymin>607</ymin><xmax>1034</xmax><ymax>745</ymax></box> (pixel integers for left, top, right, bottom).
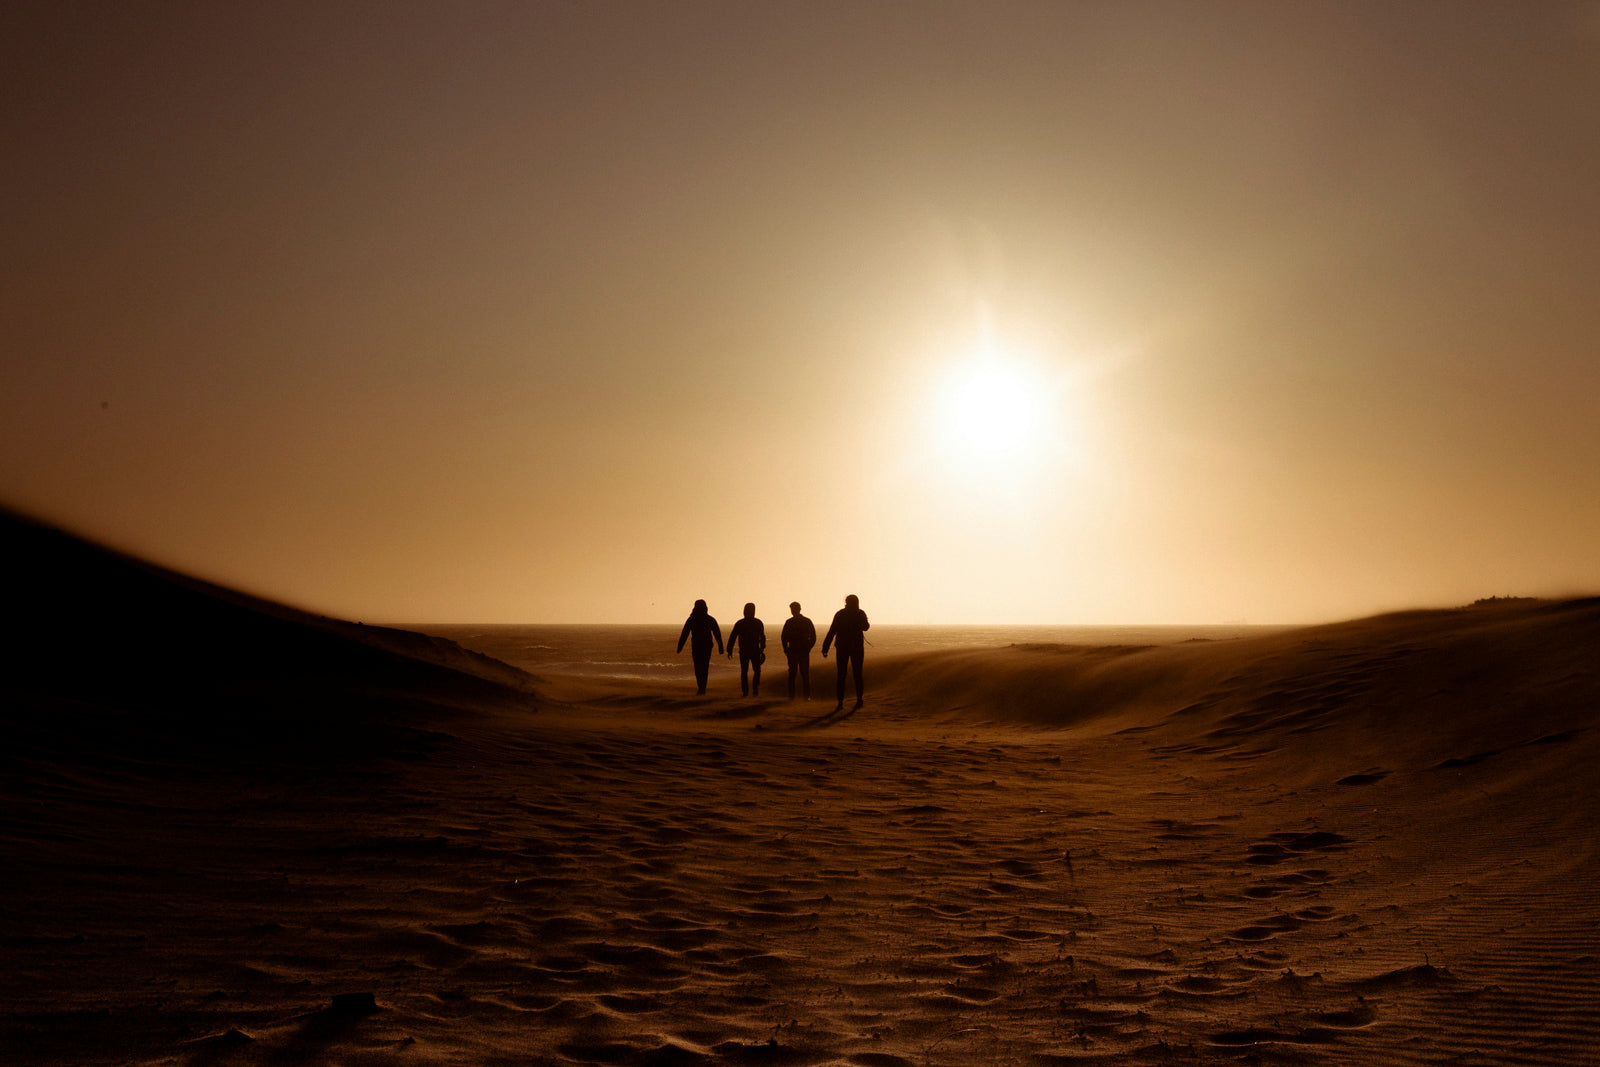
<box><xmin>5</xmin><ymin>512</ymin><xmax>1599</xmax><ymax>1065</ymax></box>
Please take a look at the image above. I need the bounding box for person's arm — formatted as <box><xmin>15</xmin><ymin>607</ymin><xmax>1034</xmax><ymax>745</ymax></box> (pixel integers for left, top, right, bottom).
<box><xmin>713</xmin><ymin>620</ymin><xmax>724</xmax><ymax>655</ymax></box>
<box><xmin>780</xmin><ymin>620</ymin><xmax>792</xmax><ymax>655</ymax></box>
<box><xmin>821</xmin><ymin>617</ymin><xmax>835</xmax><ymax>657</ymax></box>
<box><xmin>727</xmin><ymin>621</ymin><xmax>739</xmax><ymax>658</ymax></box>
<box><xmin>677</xmin><ymin>618</ymin><xmax>691</xmax><ymax>653</ymax></box>
<box><xmin>757</xmin><ymin>624</ymin><xmax>766</xmax><ymax>652</ymax></box>
<box><xmin>860</xmin><ymin>612</ymin><xmax>869</xmax><ymax>633</ymax></box>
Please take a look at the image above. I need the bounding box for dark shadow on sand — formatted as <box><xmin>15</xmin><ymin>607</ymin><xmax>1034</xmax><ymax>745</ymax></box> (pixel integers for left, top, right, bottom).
<box><xmin>794</xmin><ymin>703</ymin><xmax>860</xmax><ymax>730</ymax></box>
<box><xmin>261</xmin><ymin>995</ymin><xmax>380</xmax><ymax>1066</ymax></box>
<box><xmin>698</xmin><ymin>701</ymin><xmax>770</xmax><ymax>722</ymax></box>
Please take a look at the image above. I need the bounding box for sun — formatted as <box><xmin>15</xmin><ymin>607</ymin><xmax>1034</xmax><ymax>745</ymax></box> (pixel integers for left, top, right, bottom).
<box><xmin>942</xmin><ymin>362</ymin><xmax>1040</xmax><ymax>452</ymax></box>
<box><xmin>935</xmin><ymin>355</ymin><xmax>1049</xmax><ymax>459</ymax></box>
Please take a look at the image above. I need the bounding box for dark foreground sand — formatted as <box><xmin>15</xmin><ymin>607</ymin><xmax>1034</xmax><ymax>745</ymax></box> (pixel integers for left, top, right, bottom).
<box><xmin>4</xmin><ymin>514</ymin><xmax>1599</xmax><ymax>1065</ymax></box>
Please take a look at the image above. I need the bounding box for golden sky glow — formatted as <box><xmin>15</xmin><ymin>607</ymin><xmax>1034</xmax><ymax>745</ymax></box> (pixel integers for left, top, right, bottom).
<box><xmin>4</xmin><ymin>3</ymin><xmax>1600</xmax><ymax>623</ymax></box>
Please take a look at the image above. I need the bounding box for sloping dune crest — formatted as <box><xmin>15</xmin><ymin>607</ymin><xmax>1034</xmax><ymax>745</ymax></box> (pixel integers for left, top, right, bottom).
<box><xmin>1</xmin><ymin>508</ymin><xmax>541</xmax><ymax>757</ymax></box>
<box><xmin>878</xmin><ymin>598</ymin><xmax>1600</xmax><ymax>758</ymax></box>
<box><xmin>4</xmin><ymin>511</ymin><xmax>1599</xmax><ymax>1065</ymax></box>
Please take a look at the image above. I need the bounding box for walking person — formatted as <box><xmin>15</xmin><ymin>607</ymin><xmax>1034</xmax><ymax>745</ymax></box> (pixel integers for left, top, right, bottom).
<box><xmin>726</xmin><ymin>603</ymin><xmax>766</xmax><ymax>696</ymax></box>
<box><xmin>821</xmin><ymin>594</ymin><xmax>870</xmax><ymax>712</ymax></box>
<box><xmin>676</xmin><ymin>599</ymin><xmax>723</xmax><ymax>694</ymax></box>
<box><xmin>780</xmin><ymin>601</ymin><xmax>816</xmax><ymax>700</ymax></box>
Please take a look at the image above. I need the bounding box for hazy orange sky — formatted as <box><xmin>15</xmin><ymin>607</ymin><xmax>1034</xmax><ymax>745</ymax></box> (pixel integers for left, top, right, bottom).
<box><xmin>4</xmin><ymin>3</ymin><xmax>1599</xmax><ymax>624</ymax></box>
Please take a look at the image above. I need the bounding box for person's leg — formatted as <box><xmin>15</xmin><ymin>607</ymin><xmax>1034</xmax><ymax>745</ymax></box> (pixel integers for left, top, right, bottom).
<box><xmin>799</xmin><ymin>656</ymin><xmax>810</xmax><ymax>699</ymax></box>
<box><xmin>739</xmin><ymin>654</ymin><xmax>750</xmax><ymax>696</ymax></box>
<box><xmin>787</xmin><ymin>656</ymin><xmax>798</xmax><ymax>700</ymax></box>
<box><xmin>693</xmin><ymin>651</ymin><xmax>710</xmax><ymax>693</ymax></box>
<box><xmin>751</xmin><ymin>653</ymin><xmax>761</xmax><ymax>695</ymax></box>
<box><xmin>835</xmin><ymin>654</ymin><xmax>847</xmax><ymax>708</ymax></box>
<box><xmin>850</xmin><ymin>649</ymin><xmax>864</xmax><ymax>705</ymax></box>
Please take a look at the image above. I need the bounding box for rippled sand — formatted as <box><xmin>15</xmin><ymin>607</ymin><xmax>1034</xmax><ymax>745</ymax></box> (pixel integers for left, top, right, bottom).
<box><xmin>5</xmin><ymin>515</ymin><xmax>1599</xmax><ymax>1064</ymax></box>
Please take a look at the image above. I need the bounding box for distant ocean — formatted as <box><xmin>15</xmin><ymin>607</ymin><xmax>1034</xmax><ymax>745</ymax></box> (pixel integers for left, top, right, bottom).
<box><xmin>414</xmin><ymin>623</ymin><xmax>1288</xmax><ymax>682</ymax></box>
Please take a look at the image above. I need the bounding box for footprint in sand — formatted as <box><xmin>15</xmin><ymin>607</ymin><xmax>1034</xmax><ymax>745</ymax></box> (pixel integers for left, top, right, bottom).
<box><xmin>1227</xmin><ymin>913</ymin><xmax>1304</xmax><ymax>942</ymax></box>
<box><xmin>1245</xmin><ymin>831</ymin><xmax>1350</xmax><ymax>865</ymax></box>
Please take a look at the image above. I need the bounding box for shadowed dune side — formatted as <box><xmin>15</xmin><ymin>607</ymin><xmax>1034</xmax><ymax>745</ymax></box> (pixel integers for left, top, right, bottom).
<box><xmin>1136</xmin><ymin>599</ymin><xmax>1600</xmax><ymax>767</ymax></box>
<box><xmin>0</xmin><ymin>508</ymin><xmax>542</xmax><ymax>758</ymax></box>
<box><xmin>867</xmin><ymin>642</ymin><xmax>1207</xmax><ymax>730</ymax></box>
<box><xmin>873</xmin><ymin>599</ymin><xmax>1600</xmax><ymax>760</ymax></box>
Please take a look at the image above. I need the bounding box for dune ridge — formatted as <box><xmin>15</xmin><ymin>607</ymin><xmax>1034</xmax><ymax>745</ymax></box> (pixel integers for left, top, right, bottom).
<box><xmin>874</xmin><ymin>597</ymin><xmax>1600</xmax><ymax>742</ymax></box>
<box><xmin>1</xmin><ymin>508</ymin><xmax>540</xmax><ymax>757</ymax></box>
<box><xmin>3</xmin><ymin>514</ymin><xmax>1599</xmax><ymax>1064</ymax></box>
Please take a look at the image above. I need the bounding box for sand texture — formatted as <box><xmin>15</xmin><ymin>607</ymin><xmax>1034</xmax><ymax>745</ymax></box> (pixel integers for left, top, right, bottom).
<box><xmin>4</xmin><ymin>514</ymin><xmax>1600</xmax><ymax>1064</ymax></box>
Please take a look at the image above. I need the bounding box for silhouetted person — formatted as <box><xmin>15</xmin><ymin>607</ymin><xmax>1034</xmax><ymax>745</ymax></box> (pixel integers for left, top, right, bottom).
<box><xmin>821</xmin><ymin>593</ymin><xmax>869</xmax><ymax>711</ymax></box>
<box><xmin>781</xmin><ymin>601</ymin><xmax>816</xmax><ymax>700</ymax></box>
<box><xmin>676</xmin><ymin>599</ymin><xmax>723</xmax><ymax>694</ymax></box>
<box><xmin>726</xmin><ymin>602</ymin><xmax>766</xmax><ymax>697</ymax></box>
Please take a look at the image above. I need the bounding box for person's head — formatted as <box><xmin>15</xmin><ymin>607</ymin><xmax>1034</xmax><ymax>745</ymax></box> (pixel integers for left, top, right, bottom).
<box><xmin>693</xmin><ymin>599</ymin><xmax>707</xmax><ymax>614</ymax></box>
<box><xmin>789</xmin><ymin>601</ymin><xmax>801</xmax><ymax>616</ymax></box>
<box><xmin>845</xmin><ymin>594</ymin><xmax>859</xmax><ymax>609</ymax></box>
<box><xmin>743</xmin><ymin>602</ymin><xmax>755</xmax><ymax>618</ymax></box>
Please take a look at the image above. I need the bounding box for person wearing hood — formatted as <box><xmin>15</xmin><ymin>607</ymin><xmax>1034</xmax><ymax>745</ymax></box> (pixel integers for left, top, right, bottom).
<box><xmin>821</xmin><ymin>593</ymin><xmax>870</xmax><ymax>711</ymax></box>
<box><xmin>676</xmin><ymin>599</ymin><xmax>723</xmax><ymax>694</ymax></box>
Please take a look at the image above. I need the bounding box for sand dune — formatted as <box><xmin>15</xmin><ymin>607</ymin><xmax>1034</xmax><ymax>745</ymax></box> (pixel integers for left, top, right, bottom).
<box><xmin>3</xmin><ymin>516</ymin><xmax>1599</xmax><ymax>1064</ymax></box>
<box><xmin>2</xmin><ymin>509</ymin><xmax>539</xmax><ymax>758</ymax></box>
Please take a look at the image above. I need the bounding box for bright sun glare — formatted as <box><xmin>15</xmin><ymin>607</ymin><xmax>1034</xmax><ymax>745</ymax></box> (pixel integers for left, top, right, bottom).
<box><xmin>938</xmin><ymin>357</ymin><xmax>1048</xmax><ymax>458</ymax></box>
